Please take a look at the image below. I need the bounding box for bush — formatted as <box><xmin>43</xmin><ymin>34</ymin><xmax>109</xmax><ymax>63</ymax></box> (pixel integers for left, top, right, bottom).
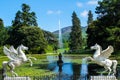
<box><xmin>44</xmin><ymin>45</ymin><xmax>53</xmax><ymax>53</ymax></box>
<box><xmin>0</xmin><ymin>46</ymin><xmax>4</xmax><ymax>55</ymax></box>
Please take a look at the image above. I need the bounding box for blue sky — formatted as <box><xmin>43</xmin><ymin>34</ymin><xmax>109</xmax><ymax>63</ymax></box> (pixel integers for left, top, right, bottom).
<box><xmin>0</xmin><ymin>0</ymin><xmax>100</xmax><ymax>32</ymax></box>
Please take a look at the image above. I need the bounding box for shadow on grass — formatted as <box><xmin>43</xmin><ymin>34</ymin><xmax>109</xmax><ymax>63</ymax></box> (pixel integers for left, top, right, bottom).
<box><xmin>88</xmin><ymin>63</ymin><xmax>104</xmax><ymax>76</ymax></box>
<box><xmin>24</xmin><ymin>62</ymin><xmax>49</xmax><ymax>70</ymax></box>
<box><xmin>116</xmin><ymin>64</ymin><xmax>120</xmax><ymax>78</ymax></box>
<box><xmin>88</xmin><ymin>63</ymin><xmax>120</xmax><ymax>79</ymax></box>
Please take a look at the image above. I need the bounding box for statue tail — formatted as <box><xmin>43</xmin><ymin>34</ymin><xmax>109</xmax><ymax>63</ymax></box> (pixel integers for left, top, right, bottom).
<box><xmin>112</xmin><ymin>60</ymin><xmax>118</xmax><ymax>75</ymax></box>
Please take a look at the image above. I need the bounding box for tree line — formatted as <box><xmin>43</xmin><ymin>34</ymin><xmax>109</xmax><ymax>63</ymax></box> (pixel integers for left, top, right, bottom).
<box><xmin>69</xmin><ymin>0</ymin><xmax>120</xmax><ymax>53</ymax></box>
<box><xmin>0</xmin><ymin>4</ymin><xmax>58</xmax><ymax>54</ymax></box>
<box><xmin>87</xmin><ymin>0</ymin><xmax>120</xmax><ymax>52</ymax></box>
<box><xmin>0</xmin><ymin>0</ymin><xmax>120</xmax><ymax>54</ymax></box>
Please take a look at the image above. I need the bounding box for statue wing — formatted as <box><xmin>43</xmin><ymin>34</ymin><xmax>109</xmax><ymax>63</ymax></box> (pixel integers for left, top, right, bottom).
<box><xmin>98</xmin><ymin>45</ymin><xmax>114</xmax><ymax>60</ymax></box>
<box><xmin>9</xmin><ymin>45</ymin><xmax>18</xmax><ymax>55</ymax></box>
<box><xmin>3</xmin><ymin>46</ymin><xmax>18</xmax><ymax>60</ymax></box>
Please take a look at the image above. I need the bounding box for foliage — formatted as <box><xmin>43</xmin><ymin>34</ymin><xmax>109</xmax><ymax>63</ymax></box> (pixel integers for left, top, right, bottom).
<box><xmin>12</xmin><ymin>3</ymin><xmax>38</xmax><ymax>27</ymax></box>
<box><xmin>43</xmin><ymin>30</ymin><xmax>58</xmax><ymax>50</ymax></box>
<box><xmin>63</xmin><ymin>39</ymin><xmax>69</xmax><ymax>48</ymax></box>
<box><xmin>0</xmin><ymin>18</ymin><xmax>9</xmax><ymax>46</ymax></box>
<box><xmin>69</xmin><ymin>11</ymin><xmax>82</xmax><ymax>51</ymax></box>
<box><xmin>6</xmin><ymin>4</ymin><xmax>49</xmax><ymax>54</ymax></box>
<box><xmin>86</xmin><ymin>20</ymin><xmax>101</xmax><ymax>48</ymax></box>
<box><xmin>87</xmin><ymin>10</ymin><xmax>93</xmax><ymax>25</ymax></box>
<box><xmin>44</xmin><ymin>45</ymin><xmax>54</xmax><ymax>53</ymax></box>
<box><xmin>17</xmin><ymin>26</ymin><xmax>47</xmax><ymax>54</ymax></box>
<box><xmin>0</xmin><ymin>18</ymin><xmax>4</xmax><ymax>28</ymax></box>
<box><xmin>8</xmin><ymin>3</ymin><xmax>38</xmax><ymax>47</ymax></box>
<box><xmin>0</xmin><ymin>46</ymin><xmax>4</xmax><ymax>55</ymax></box>
<box><xmin>87</xmin><ymin>0</ymin><xmax>120</xmax><ymax>51</ymax></box>
<box><xmin>106</xmin><ymin>27</ymin><xmax>120</xmax><ymax>50</ymax></box>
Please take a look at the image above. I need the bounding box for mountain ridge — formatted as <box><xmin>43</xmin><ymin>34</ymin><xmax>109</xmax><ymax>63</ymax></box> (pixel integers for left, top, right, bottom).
<box><xmin>52</xmin><ymin>26</ymin><xmax>87</xmax><ymax>40</ymax></box>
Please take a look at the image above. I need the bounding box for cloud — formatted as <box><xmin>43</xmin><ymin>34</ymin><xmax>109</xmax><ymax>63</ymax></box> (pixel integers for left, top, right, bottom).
<box><xmin>87</xmin><ymin>0</ymin><xmax>98</xmax><ymax>5</ymax></box>
<box><xmin>80</xmin><ymin>10</ymin><xmax>88</xmax><ymax>17</ymax></box>
<box><xmin>47</xmin><ymin>10</ymin><xmax>54</xmax><ymax>14</ymax></box>
<box><xmin>47</xmin><ymin>10</ymin><xmax>62</xmax><ymax>15</ymax></box>
<box><xmin>76</xmin><ymin>2</ymin><xmax>83</xmax><ymax>8</ymax></box>
<box><xmin>56</xmin><ymin>10</ymin><xmax>62</xmax><ymax>14</ymax></box>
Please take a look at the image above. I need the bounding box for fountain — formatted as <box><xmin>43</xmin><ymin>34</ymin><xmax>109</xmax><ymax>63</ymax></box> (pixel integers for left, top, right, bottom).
<box><xmin>58</xmin><ymin>19</ymin><xmax>63</xmax><ymax>49</ymax></box>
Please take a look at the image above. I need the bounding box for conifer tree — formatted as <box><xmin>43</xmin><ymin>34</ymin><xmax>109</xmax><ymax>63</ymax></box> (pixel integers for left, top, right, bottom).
<box><xmin>87</xmin><ymin>10</ymin><xmax>93</xmax><ymax>25</ymax></box>
<box><xmin>0</xmin><ymin>18</ymin><xmax>8</xmax><ymax>45</ymax></box>
<box><xmin>69</xmin><ymin>11</ymin><xmax>82</xmax><ymax>51</ymax></box>
<box><xmin>87</xmin><ymin>0</ymin><xmax>120</xmax><ymax>51</ymax></box>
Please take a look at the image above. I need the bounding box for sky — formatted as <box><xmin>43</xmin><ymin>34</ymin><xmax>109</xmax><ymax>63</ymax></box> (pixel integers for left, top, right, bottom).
<box><xmin>0</xmin><ymin>0</ymin><xmax>100</xmax><ymax>32</ymax></box>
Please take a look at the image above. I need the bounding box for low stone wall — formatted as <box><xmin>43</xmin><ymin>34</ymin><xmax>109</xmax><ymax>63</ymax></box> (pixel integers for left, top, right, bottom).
<box><xmin>4</xmin><ymin>77</ymin><xmax>31</xmax><ymax>80</ymax></box>
<box><xmin>90</xmin><ymin>76</ymin><xmax>117</xmax><ymax>80</ymax></box>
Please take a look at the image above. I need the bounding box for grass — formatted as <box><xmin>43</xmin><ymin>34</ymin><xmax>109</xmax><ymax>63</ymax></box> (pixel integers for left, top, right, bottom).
<box><xmin>0</xmin><ymin>53</ymin><xmax>87</xmax><ymax>76</ymax></box>
<box><xmin>0</xmin><ymin>54</ymin><xmax>57</xmax><ymax>76</ymax></box>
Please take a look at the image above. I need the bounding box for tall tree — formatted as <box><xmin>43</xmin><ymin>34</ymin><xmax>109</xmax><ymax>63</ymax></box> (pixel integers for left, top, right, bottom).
<box><xmin>0</xmin><ymin>18</ymin><xmax>4</xmax><ymax>29</ymax></box>
<box><xmin>12</xmin><ymin>3</ymin><xmax>38</xmax><ymax>27</ymax></box>
<box><xmin>8</xmin><ymin>4</ymin><xmax>38</xmax><ymax>46</ymax></box>
<box><xmin>0</xmin><ymin>18</ymin><xmax>9</xmax><ymax>45</ymax></box>
<box><xmin>7</xmin><ymin>4</ymin><xmax>48</xmax><ymax>54</ymax></box>
<box><xmin>87</xmin><ymin>0</ymin><xmax>120</xmax><ymax>51</ymax></box>
<box><xmin>69</xmin><ymin>11</ymin><xmax>82</xmax><ymax>51</ymax></box>
<box><xmin>17</xmin><ymin>26</ymin><xmax>47</xmax><ymax>54</ymax></box>
<box><xmin>87</xmin><ymin>10</ymin><xmax>93</xmax><ymax>25</ymax></box>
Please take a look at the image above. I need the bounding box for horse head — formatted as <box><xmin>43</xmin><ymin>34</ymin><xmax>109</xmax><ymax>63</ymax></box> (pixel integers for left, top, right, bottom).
<box><xmin>20</xmin><ymin>44</ymin><xmax>28</xmax><ymax>51</ymax></box>
<box><xmin>91</xmin><ymin>43</ymin><xmax>102</xmax><ymax>58</ymax></box>
<box><xmin>91</xmin><ymin>43</ymin><xmax>102</xmax><ymax>51</ymax></box>
<box><xmin>17</xmin><ymin>44</ymin><xmax>28</xmax><ymax>61</ymax></box>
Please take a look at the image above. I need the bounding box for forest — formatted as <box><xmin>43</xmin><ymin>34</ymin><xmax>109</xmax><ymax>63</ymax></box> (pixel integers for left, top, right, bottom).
<box><xmin>0</xmin><ymin>0</ymin><xmax>120</xmax><ymax>55</ymax></box>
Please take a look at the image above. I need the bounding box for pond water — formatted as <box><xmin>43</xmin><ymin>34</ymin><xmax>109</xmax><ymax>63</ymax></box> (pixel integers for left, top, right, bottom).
<box><xmin>47</xmin><ymin>55</ymin><xmax>120</xmax><ymax>80</ymax></box>
<box><xmin>47</xmin><ymin>56</ymin><xmax>85</xmax><ymax>80</ymax></box>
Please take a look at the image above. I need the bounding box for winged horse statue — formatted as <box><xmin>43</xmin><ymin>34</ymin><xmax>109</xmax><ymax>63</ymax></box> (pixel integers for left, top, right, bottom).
<box><xmin>2</xmin><ymin>44</ymin><xmax>36</xmax><ymax>77</ymax></box>
<box><xmin>84</xmin><ymin>43</ymin><xmax>117</xmax><ymax>75</ymax></box>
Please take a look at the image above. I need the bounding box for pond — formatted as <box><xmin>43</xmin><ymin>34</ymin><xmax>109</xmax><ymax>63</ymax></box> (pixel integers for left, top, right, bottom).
<box><xmin>47</xmin><ymin>55</ymin><xmax>82</xmax><ymax>80</ymax></box>
<box><xmin>47</xmin><ymin>55</ymin><xmax>120</xmax><ymax>80</ymax></box>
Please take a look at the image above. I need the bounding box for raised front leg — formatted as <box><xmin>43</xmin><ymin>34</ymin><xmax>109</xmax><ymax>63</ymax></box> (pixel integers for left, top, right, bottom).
<box><xmin>84</xmin><ymin>56</ymin><xmax>94</xmax><ymax>62</ymax></box>
<box><xmin>28</xmin><ymin>56</ymin><xmax>37</xmax><ymax>61</ymax></box>
<box><xmin>28</xmin><ymin>58</ymin><xmax>33</xmax><ymax>66</ymax></box>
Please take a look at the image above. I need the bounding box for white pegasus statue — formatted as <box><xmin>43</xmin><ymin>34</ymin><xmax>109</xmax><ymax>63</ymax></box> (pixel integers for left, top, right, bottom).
<box><xmin>2</xmin><ymin>44</ymin><xmax>37</xmax><ymax>77</ymax></box>
<box><xmin>84</xmin><ymin>43</ymin><xmax>117</xmax><ymax>75</ymax></box>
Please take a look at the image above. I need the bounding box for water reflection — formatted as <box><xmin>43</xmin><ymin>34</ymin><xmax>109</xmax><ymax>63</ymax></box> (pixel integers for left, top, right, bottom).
<box><xmin>54</xmin><ymin>63</ymin><xmax>73</xmax><ymax>76</ymax></box>
<box><xmin>80</xmin><ymin>58</ymin><xmax>88</xmax><ymax>80</ymax></box>
<box><xmin>57</xmin><ymin>53</ymin><xmax>63</xmax><ymax>73</ymax></box>
<box><xmin>47</xmin><ymin>55</ymin><xmax>81</xmax><ymax>80</ymax></box>
<box><xmin>47</xmin><ymin>55</ymin><xmax>120</xmax><ymax>80</ymax></box>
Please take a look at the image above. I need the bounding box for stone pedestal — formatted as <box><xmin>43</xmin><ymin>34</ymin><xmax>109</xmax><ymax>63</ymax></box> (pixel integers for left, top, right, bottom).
<box><xmin>90</xmin><ymin>76</ymin><xmax>117</xmax><ymax>80</ymax></box>
<box><xmin>4</xmin><ymin>77</ymin><xmax>31</xmax><ymax>80</ymax></box>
